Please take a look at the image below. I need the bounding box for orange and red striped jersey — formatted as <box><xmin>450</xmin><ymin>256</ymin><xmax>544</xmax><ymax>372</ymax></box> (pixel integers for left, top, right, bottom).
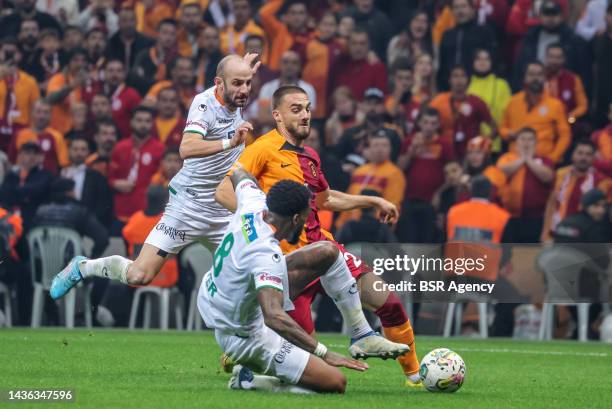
<box><xmin>232</xmin><ymin>129</ymin><xmax>333</xmax><ymax>253</ymax></box>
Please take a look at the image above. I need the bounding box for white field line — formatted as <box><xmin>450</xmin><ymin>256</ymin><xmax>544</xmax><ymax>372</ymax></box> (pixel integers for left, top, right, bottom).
<box><xmin>328</xmin><ymin>344</ymin><xmax>610</xmax><ymax>357</ymax></box>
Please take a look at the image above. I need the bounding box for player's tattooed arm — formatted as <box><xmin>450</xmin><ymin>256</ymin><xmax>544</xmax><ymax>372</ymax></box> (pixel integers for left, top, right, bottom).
<box><xmin>257</xmin><ymin>287</ymin><xmax>368</xmax><ymax>372</ymax></box>
<box><xmin>229</xmin><ymin>165</ymin><xmax>261</xmax><ymax>191</ymax></box>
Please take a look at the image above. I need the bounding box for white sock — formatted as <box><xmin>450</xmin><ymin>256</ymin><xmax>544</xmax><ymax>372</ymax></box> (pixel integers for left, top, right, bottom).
<box><xmin>241</xmin><ymin>374</ymin><xmax>314</xmax><ymax>394</ymax></box>
<box><xmin>319</xmin><ymin>253</ymin><xmax>372</xmax><ymax>339</ymax></box>
<box><xmin>79</xmin><ymin>256</ymin><xmax>131</xmax><ymax>284</ymax></box>
<box><xmin>408</xmin><ymin>373</ymin><xmax>421</xmax><ymax>383</ymax></box>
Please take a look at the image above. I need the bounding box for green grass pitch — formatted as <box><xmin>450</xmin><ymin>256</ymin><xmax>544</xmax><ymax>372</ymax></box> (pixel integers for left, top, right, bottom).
<box><xmin>1</xmin><ymin>329</ymin><xmax>611</xmax><ymax>409</ymax></box>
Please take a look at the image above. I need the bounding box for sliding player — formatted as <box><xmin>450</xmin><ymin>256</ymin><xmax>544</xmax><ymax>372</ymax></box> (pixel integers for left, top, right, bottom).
<box><xmin>216</xmin><ymin>85</ymin><xmax>422</xmax><ymax>387</ymax></box>
<box><xmin>200</xmin><ymin>167</ymin><xmax>407</xmax><ymax>393</ymax></box>
<box><xmin>50</xmin><ymin>54</ymin><xmax>259</xmax><ymax>299</ymax></box>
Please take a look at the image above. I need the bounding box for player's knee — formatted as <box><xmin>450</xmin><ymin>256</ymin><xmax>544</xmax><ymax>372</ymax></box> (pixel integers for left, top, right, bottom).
<box><xmin>329</xmin><ymin>372</ymin><xmax>347</xmax><ymax>394</ymax></box>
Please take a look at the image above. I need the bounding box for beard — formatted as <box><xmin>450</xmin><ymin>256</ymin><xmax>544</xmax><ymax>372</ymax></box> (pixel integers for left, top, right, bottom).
<box><xmin>287</xmin><ymin>221</ymin><xmax>306</xmax><ymax>245</ymax></box>
<box><xmin>222</xmin><ymin>85</ymin><xmax>249</xmax><ymax>109</ymax></box>
<box><xmin>286</xmin><ymin>122</ymin><xmax>310</xmax><ymax>141</ymax></box>
<box><xmin>132</xmin><ymin>128</ymin><xmax>150</xmax><ymax>139</ymax></box>
<box><xmin>527</xmin><ymin>81</ymin><xmax>544</xmax><ymax>94</ymax></box>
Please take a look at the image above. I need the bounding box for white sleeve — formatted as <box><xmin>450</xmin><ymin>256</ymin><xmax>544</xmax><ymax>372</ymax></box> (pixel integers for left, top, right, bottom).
<box><xmin>235</xmin><ymin>179</ymin><xmax>267</xmax><ymax>214</ymax></box>
<box><xmin>184</xmin><ymin>95</ymin><xmax>215</xmax><ymax>137</ymax></box>
<box><xmin>251</xmin><ymin>247</ymin><xmax>286</xmax><ymax>293</ymax></box>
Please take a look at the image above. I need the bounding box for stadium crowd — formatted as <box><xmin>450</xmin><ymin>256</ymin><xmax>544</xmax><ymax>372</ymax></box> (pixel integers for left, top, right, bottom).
<box><xmin>0</xmin><ymin>0</ymin><xmax>611</xmax><ymax>338</ymax></box>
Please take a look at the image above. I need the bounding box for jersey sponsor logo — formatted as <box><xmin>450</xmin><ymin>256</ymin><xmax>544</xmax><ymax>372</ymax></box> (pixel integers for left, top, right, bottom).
<box><xmin>241</xmin><ymin>213</ymin><xmax>258</xmax><ymax>243</ymax></box>
<box><xmin>155</xmin><ymin>223</ymin><xmax>186</xmax><ymax>242</ymax></box>
<box><xmin>272</xmin><ymin>253</ymin><xmax>281</xmax><ymax>263</ymax></box>
<box><xmin>217</xmin><ymin>117</ymin><xmax>233</xmax><ymax>124</ymax></box>
<box><xmin>185</xmin><ymin>187</ymin><xmax>198</xmax><ymax>197</ymax></box>
<box><xmin>198</xmin><ymin>104</ymin><xmax>207</xmax><ymax>112</ymax></box>
<box><xmin>453</xmin><ymin>226</ymin><xmax>493</xmax><ymax>243</ymax></box>
<box><xmin>186</xmin><ymin>120</ymin><xmax>206</xmax><ymax>130</ymax></box>
<box><xmin>308</xmin><ymin>161</ymin><xmax>317</xmax><ymax>177</ymax></box>
<box><xmin>274</xmin><ymin>339</ymin><xmax>294</xmax><ymax>364</ymax></box>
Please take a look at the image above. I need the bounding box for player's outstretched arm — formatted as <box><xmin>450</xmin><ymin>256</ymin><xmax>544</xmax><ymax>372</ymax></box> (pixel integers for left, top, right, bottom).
<box><xmin>179</xmin><ymin>122</ymin><xmax>253</xmax><ymax>159</ymax></box>
<box><xmin>315</xmin><ymin>189</ymin><xmax>399</xmax><ymax>224</ymax></box>
<box><xmin>257</xmin><ymin>287</ymin><xmax>368</xmax><ymax>372</ymax></box>
<box><xmin>215</xmin><ymin>176</ymin><xmax>238</xmax><ymax>213</ymax></box>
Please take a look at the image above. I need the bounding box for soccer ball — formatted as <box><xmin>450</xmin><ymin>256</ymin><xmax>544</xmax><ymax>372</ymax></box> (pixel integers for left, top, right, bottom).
<box><xmin>419</xmin><ymin>348</ymin><xmax>466</xmax><ymax>393</ymax></box>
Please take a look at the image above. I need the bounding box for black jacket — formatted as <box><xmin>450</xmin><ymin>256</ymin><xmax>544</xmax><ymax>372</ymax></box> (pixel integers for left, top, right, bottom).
<box><xmin>81</xmin><ymin>168</ymin><xmax>113</xmax><ymax>226</ymax></box>
<box><xmin>336</xmin><ymin>214</ymin><xmax>398</xmax><ymax>245</ymax></box>
<box><xmin>33</xmin><ymin>198</ymin><xmax>109</xmax><ymax>258</ymax></box>
<box><xmin>343</xmin><ymin>6</ymin><xmax>393</xmax><ymax>61</ymax></box>
<box><xmin>437</xmin><ymin>19</ymin><xmax>496</xmax><ymax>91</ymax></box>
<box><xmin>0</xmin><ymin>166</ymin><xmax>54</xmax><ymax>232</ymax></box>
<box><xmin>553</xmin><ymin>211</ymin><xmax>611</xmax><ymax>269</ymax></box>
<box><xmin>106</xmin><ymin>32</ymin><xmax>155</xmax><ymax>71</ymax></box>
<box><xmin>194</xmin><ymin>49</ymin><xmax>225</xmax><ymax>90</ymax></box>
<box><xmin>0</xmin><ymin>11</ymin><xmax>61</xmax><ymax>39</ymax></box>
<box><xmin>513</xmin><ymin>24</ymin><xmax>591</xmax><ymax>93</ymax></box>
<box><xmin>592</xmin><ymin>32</ymin><xmax>612</xmax><ymax>127</ymax></box>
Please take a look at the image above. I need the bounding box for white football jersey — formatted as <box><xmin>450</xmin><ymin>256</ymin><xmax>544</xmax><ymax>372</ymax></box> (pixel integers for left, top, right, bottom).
<box><xmin>197</xmin><ymin>179</ymin><xmax>292</xmax><ymax>335</ymax></box>
<box><xmin>169</xmin><ymin>86</ymin><xmax>245</xmax><ymax>218</ymax></box>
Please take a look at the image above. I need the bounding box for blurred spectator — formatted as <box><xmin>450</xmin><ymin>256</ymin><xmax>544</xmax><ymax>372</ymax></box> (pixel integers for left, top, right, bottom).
<box><xmin>257</xmin><ymin>50</ymin><xmax>316</xmax><ymax>131</ymax></box>
<box><xmin>412</xmin><ymin>52</ymin><xmax>436</xmax><ymax>103</ymax></box>
<box><xmin>220</xmin><ymin>0</ymin><xmax>264</xmax><ymax>57</ymax></box>
<box><xmin>324</xmin><ymin>86</ymin><xmax>364</xmax><ymax>147</ymax></box>
<box><xmin>432</xmin><ymin>160</ymin><xmax>470</xmax><ymax>236</ymax></box>
<box><xmin>575</xmin><ymin>0</ymin><xmax>607</xmax><ymax>41</ymax></box>
<box><xmin>0</xmin><ymin>142</ymin><xmax>53</xmax><ymax>232</ymax></box>
<box><xmin>497</xmin><ymin>127</ymin><xmax>555</xmax><ymax>242</ymax></box>
<box><xmin>151</xmin><ymin>87</ymin><xmax>186</xmax><ymax>147</ymax></box>
<box><xmin>387</xmin><ymin>9</ymin><xmax>432</xmax><ymax>68</ymax></box>
<box><xmin>342</xmin><ymin>0</ymin><xmax>393</xmax><ymax>61</ymax></box>
<box><xmin>333</xmin><ymin>29</ymin><xmax>387</xmax><ymax>103</ymax></box>
<box><xmin>0</xmin><ymin>37</ymin><xmax>41</xmax><ymax>152</ymax></box>
<box><xmin>102</xmin><ymin>59</ymin><xmax>142</xmax><ymax>139</ymax></box>
<box><xmin>543</xmin><ymin>43</ymin><xmax>587</xmax><ymax>125</ymax></box>
<box><xmin>464</xmin><ymin>136</ymin><xmax>506</xmax><ymax>199</ymax></box>
<box><xmin>437</xmin><ymin>0</ymin><xmax>496</xmax><ymax>91</ymax></box>
<box><xmin>89</xmin><ymin>93</ymin><xmax>112</xmax><ymax>122</ymax></box>
<box><xmin>335</xmin><ymin>132</ymin><xmax>405</xmax><ymax>229</ymax></box>
<box><xmin>86</xmin><ymin>118</ymin><xmax>117</xmax><ymax>177</ymax></box>
<box><xmin>108</xmin><ymin>106</ymin><xmax>164</xmax><ymax>225</ymax></box>
<box><xmin>305</xmin><ymin>127</ymin><xmax>349</xmax><ymax>191</ymax></box>
<box><xmin>592</xmin><ymin>103</ymin><xmax>612</xmax><ymax>178</ymax></box>
<box><xmin>177</xmin><ymin>2</ymin><xmax>203</xmax><ymax>58</ymax></box>
<box><xmin>194</xmin><ymin>25</ymin><xmax>224</xmax><ymax>93</ymax></box>
<box><xmin>33</xmin><ymin>177</ymin><xmax>108</xmax><ymax>257</ymax></box>
<box><xmin>259</xmin><ymin>0</ymin><xmax>312</xmax><ymax>71</ymax></box>
<box><xmin>11</xmin><ymin>99</ymin><xmax>68</xmax><ymax>174</ymax></box>
<box><xmin>45</xmin><ymin>47</ymin><xmax>88</xmax><ymax>135</ymax></box>
<box><xmin>136</xmin><ymin>0</ymin><xmax>173</xmax><ymax>38</ymax></box>
<box><xmin>501</xmin><ymin>62</ymin><xmax>570</xmax><ymax>164</ymax></box>
<box><xmin>0</xmin><ymin>0</ymin><xmax>62</xmax><ymax>39</ymax></box>
<box><xmin>467</xmin><ymin>49</ymin><xmax>512</xmax><ymax>135</ymax></box>
<box><xmin>64</xmin><ymin>101</ymin><xmax>89</xmax><ymax>142</ymax></box>
<box><xmin>506</xmin><ymin>0</ymin><xmax>569</xmax><ymax>41</ymax></box>
<box><xmin>61</xmin><ymin>25</ymin><xmax>84</xmax><ymax>53</ymax></box>
<box><xmin>397</xmin><ymin>107</ymin><xmax>454</xmax><ymax>242</ymax></box>
<box><xmin>29</xmin><ymin>28</ymin><xmax>63</xmax><ymax>87</ymax></box>
<box><xmin>335</xmin><ymin>88</ymin><xmax>402</xmax><ymax>169</ymax></box>
<box><xmin>61</xmin><ymin>136</ymin><xmax>112</xmax><ymax>225</ymax></box>
<box><xmin>0</xmin><ymin>151</ymin><xmax>10</xmax><ymax>184</ymax></box>
<box><xmin>106</xmin><ymin>6</ymin><xmax>155</xmax><ymax>72</ymax></box>
<box><xmin>150</xmin><ymin>146</ymin><xmax>182</xmax><ymax>187</ymax></box>
<box><xmin>17</xmin><ymin>19</ymin><xmax>40</xmax><ymax>74</ymax></box>
<box><xmin>301</xmin><ymin>12</ymin><xmax>343</xmax><ymax>120</ymax></box>
<box><xmin>77</xmin><ymin>0</ymin><xmax>118</xmax><ymax>36</ymax></box>
<box><xmin>385</xmin><ymin>59</ymin><xmax>420</xmax><ymax>137</ymax></box>
<box><xmin>512</xmin><ymin>0</ymin><xmax>590</xmax><ymax>93</ymax></box>
<box><xmin>336</xmin><ymin>189</ymin><xmax>397</xmax><ymax>244</ymax></box>
<box><xmin>36</xmin><ymin>0</ymin><xmax>79</xmax><ymax>27</ymax></box>
<box><xmin>337</xmin><ymin>14</ymin><xmax>355</xmax><ymax>42</ymax></box>
<box><xmin>244</xmin><ymin>34</ymin><xmax>277</xmax><ymax>90</ymax></box>
<box><xmin>145</xmin><ymin>56</ymin><xmax>196</xmax><ymax>114</ymax></box>
<box><xmin>84</xmin><ymin>27</ymin><xmax>107</xmax><ymax>85</ymax></box>
<box><xmin>592</xmin><ymin>4</ymin><xmax>612</xmax><ymax>128</ymax></box>
<box><xmin>541</xmin><ymin>139</ymin><xmax>610</xmax><ymax>241</ymax></box>
<box><xmin>132</xmin><ymin>18</ymin><xmax>178</xmax><ymax>94</ymax></box>
<box><xmin>429</xmin><ymin>65</ymin><xmax>496</xmax><ymax>159</ymax></box>
<box><xmin>0</xmin><ymin>205</ymin><xmax>23</xmax><ymax>263</ymax></box>
<box><xmin>553</xmin><ymin>187</ymin><xmax>611</xmax><ymax>242</ymax></box>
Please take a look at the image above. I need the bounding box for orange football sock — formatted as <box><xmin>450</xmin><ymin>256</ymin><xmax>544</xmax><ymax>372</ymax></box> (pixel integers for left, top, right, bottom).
<box><xmin>383</xmin><ymin>321</ymin><xmax>419</xmax><ymax>376</ymax></box>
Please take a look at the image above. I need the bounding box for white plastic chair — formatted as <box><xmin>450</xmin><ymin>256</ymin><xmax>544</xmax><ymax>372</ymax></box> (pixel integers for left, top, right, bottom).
<box><xmin>443</xmin><ymin>292</ymin><xmax>491</xmax><ymax>338</ymax></box>
<box><xmin>180</xmin><ymin>243</ymin><xmax>214</xmax><ymax>331</ymax></box>
<box><xmin>0</xmin><ymin>282</ymin><xmax>12</xmax><ymax>327</ymax></box>
<box><xmin>27</xmin><ymin>226</ymin><xmax>92</xmax><ymax>328</ymax></box>
<box><xmin>536</xmin><ymin>245</ymin><xmax>609</xmax><ymax>342</ymax></box>
<box><xmin>128</xmin><ymin>286</ymin><xmax>184</xmax><ymax>330</ymax></box>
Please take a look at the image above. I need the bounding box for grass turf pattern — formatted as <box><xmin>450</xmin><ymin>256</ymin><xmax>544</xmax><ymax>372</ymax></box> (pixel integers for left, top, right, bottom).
<box><xmin>1</xmin><ymin>329</ymin><xmax>610</xmax><ymax>409</ymax></box>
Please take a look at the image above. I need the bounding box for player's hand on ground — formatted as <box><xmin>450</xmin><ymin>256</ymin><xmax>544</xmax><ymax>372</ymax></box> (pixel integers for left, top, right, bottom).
<box><xmin>243</xmin><ymin>53</ymin><xmax>261</xmax><ymax>75</ymax></box>
<box><xmin>323</xmin><ymin>351</ymin><xmax>369</xmax><ymax>372</ymax></box>
<box><xmin>231</xmin><ymin>122</ymin><xmax>253</xmax><ymax>148</ymax></box>
<box><xmin>374</xmin><ymin>198</ymin><xmax>399</xmax><ymax>225</ymax></box>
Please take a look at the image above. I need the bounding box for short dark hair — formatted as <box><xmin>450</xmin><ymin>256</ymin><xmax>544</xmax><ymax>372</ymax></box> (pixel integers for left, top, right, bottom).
<box><xmin>0</xmin><ymin>36</ymin><xmax>18</xmax><ymax>48</ymax></box>
<box><xmin>86</xmin><ymin>27</ymin><xmax>106</xmax><ymax>39</ymax></box>
<box><xmin>157</xmin><ymin>18</ymin><xmax>178</xmax><ymax>31</ymax></box>
<box><xmin>105</xmin><ymin>58</ymin><xmax>125</xmax><ymax>68</ymax></box>
<box><xmin>449</xmin><ymin>64</ymin><xmax>468</xmax><ymax>78</ymax></box>
<box><xmin>546</xmin><ymin>42</ymin><xmax>564</xmax><ymax>54</ymax></box>
<box><xmin>168</xmin><ymin>56</ymin><xmax>193</xmax><ymax>73</ymax></box>
<box><xmin>525</xmin><ymin>60</ymin><xmax>545</xmax><ymax>71</ymax></box>
<box><xmin>19</xmin><ymin>142</ymin><xmax>41</xmax><ymax>153</ymax></box>
<box><xmin>272</xmin><ymin>85</ymin><xmax>308</xmax><ymax>109</ymax></box>
<box><xmin>574</xmin><ymin>138</ymin><xmax>596</xmax><ymax>152</ymax></box>
<box><xmin>162</xmin><ymin>146</ymin><xmax>180</xmax><ymax>159</ymax></box>
<box><xmin>266</xmin><ymin>179</ymin><xmax>311</xmax><ymax>217</ymax></box>
<box><xmin>68</xmin><ymin>136</ymin><xmax>90</xmax><ymax>148</ymax></box>
<box><xmin>516</xmin><ymin>127</ymin><xmax>537</xmax><ymax>138</ymax></box>
<box><xmin>421</xmin><ymin>106</ymin><xmax>440</xmax><ymax>118</ymax></box>
<box><xmin>94</xmin><ymin>118</ymin><xmax>117</xmax><ymax>135</ymax></box>
<box><xmin>391</xmin><ymin>57</ymin><xmax>413</xmax><ymax>74</ymax></box>
<box><xmin>39</xmin><ymin>28</ymin><xmax>60</xmax><ymax>40</ymax></box>
<box><xmin>350</xmin><ymin>28</ymin><xmax>369</xmax><ymax>41</ymax></box>
<box><xmin>244</xmin><ymin>34</ymin><xmax>264</xmax><ymax>46</ymax></box>
<box><xmin>67</xmin><ymin>47</ymin><xmax>87</xmax><ymax>61</ymax></box>
<box><xmin>131</xmin><ymin>105</ymin><xmax>156</xmax><ymax>118</ymax></box>
<box><xmin>471</xmin><ymin>175</ymin><xmax>492</xmax><ymax>199</ymax></box>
